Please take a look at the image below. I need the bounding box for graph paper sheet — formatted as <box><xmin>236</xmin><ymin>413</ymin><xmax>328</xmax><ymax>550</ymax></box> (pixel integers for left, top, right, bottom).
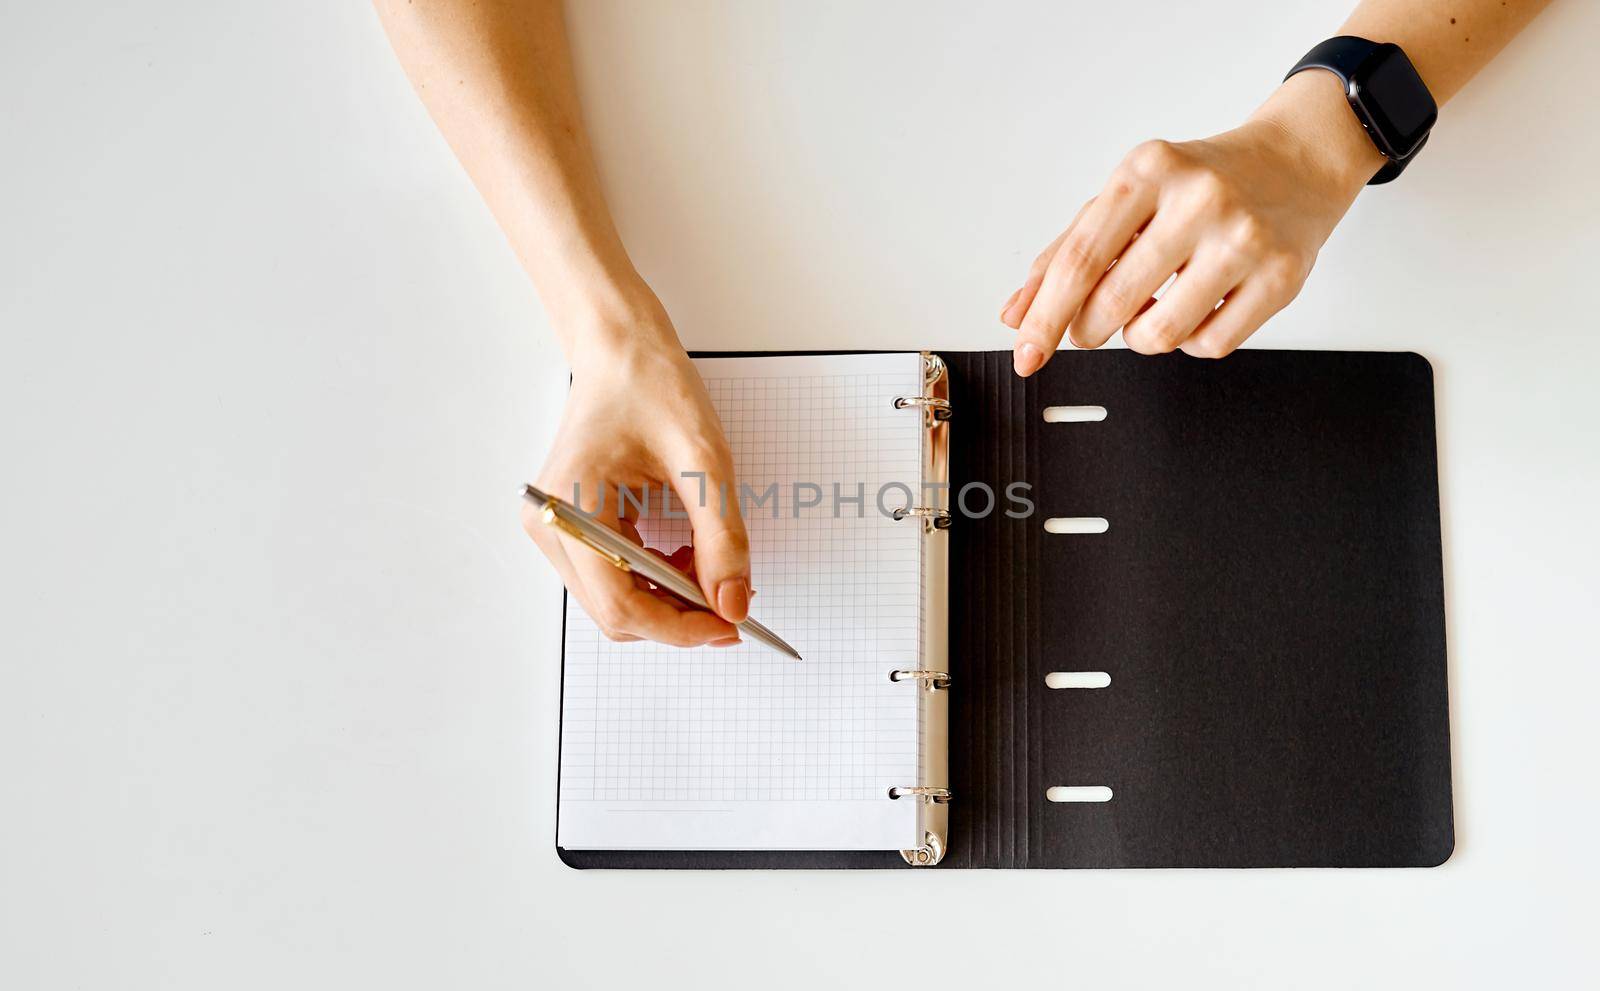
<box><xmin>557</xmin><ymin>352</ymin><xmax>926</xmax><ymax>851</ymax></box>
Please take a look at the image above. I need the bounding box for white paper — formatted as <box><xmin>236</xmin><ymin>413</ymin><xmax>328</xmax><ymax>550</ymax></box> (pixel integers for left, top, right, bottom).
<box><xmin>557</xmin><ymin>352</ymin><xmax>925</xmax><ymax>850</ymax></box>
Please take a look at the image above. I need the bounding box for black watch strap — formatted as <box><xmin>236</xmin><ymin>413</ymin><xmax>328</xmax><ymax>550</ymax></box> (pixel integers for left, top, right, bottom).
<box><xmin>1370</xmin><ymin>134</ymin><xmax>1424</xmax><ymax>184</ymax></box>
<box><xmin>1289</xmin><ymin>35</ymin><xmax>1382</xmax><ymax>82</ymax></box>
<box><xmin>1286</xmin><ymin>35</ymin><xmax>1417</xmax><ymax>185</ymax></box>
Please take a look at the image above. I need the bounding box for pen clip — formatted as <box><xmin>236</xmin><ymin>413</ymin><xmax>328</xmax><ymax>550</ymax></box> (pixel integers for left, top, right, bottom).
<box><xmin>540</xmin><ymin>505</ymin><xmax>632</xmax><ymax>573</ymax></box>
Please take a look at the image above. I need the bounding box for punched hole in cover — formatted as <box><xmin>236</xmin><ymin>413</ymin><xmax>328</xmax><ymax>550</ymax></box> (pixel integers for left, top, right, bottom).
<box><xmin>1045</xmin><ymin>786</ymin><xmax>1114</xmax><ymax>803</ymax></box>
<box><xmin>1044</xmin><ymin>671</ymin><xmax>1111</xmax><ymax>689</ymax></box>
<box><xmin>1043</xmin><ymin>517</ymin><xmax>1109</xmax><ymax>534</ymax></box>
<box><xmin>1042</xmin><ymin>405</ymin><xmax>1107</xmax><ymax>423</ymax></box>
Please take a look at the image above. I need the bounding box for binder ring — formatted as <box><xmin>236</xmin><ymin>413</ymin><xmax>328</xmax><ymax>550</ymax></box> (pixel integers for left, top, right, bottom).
<box><xmin>888</xmin><ymin>786</ymin><xmax>952</xmax><ymax>804</ymax></box>
<box><xmin>889</xmin><ymin>669</ymin><xmax>951</xmax><ymax>688</ymax></box>
<box><xmin>891</xmin><ymin>506</ymin><xmax>951</xmax><ymax>529</ymax></box>
<box><xmin>892</xmin><ymin>395</ymin><xmax>953</xmax><ymax>421</ymax></box>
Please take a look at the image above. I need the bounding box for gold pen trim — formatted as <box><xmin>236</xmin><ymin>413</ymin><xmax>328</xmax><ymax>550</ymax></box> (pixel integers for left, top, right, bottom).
<box><xmin>541</xmin><ymin>505</ymin><xmax>632</xmax><ymax>572</ymax></box>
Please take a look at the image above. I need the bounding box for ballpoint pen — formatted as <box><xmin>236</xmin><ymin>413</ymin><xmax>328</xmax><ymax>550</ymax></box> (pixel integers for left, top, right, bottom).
<box><xmin>521</xmin><ymin>484</ymin><xmax>802</xmax><ymax>660</ymax></box>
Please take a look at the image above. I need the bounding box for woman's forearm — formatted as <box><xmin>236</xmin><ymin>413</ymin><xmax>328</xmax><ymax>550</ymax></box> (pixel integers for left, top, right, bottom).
<box><xmin>1341</xmin><ymin>0</ymin><xmax>1550</xmax><ymax>105</ymax></box>
<box><xmin>1248</xmin><ymin>0</ymin><xmax>1552</xmax><ymax>204</ymax></box>
<box><xmin>377</xmin><ymin>1</ymin><xmax>754</xmax><ymax>645</ymax></box>
<box><xmin>372</xmin><ymin>0</ymin><xmax>666</xmax><ymax>360</ymax></box>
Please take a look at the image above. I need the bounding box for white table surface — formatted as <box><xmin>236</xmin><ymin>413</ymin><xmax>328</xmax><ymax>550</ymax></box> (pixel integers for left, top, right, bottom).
<box><xmin>3</xmin><ymin>1</ymin><xmax>1596</xmax><ymax>987</ymax></box>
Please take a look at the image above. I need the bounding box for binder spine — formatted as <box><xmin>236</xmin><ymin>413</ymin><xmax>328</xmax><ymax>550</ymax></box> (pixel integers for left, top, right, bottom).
<box><xmin>891</xmin><ymin>352</ymin><xmax>952</xmax><ymax>867</ymax></box>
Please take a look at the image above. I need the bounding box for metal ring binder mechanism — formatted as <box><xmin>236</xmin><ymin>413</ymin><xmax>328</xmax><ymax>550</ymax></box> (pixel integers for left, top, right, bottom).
<box><xmin>888</xmin><ymin>669</ymin><xmax>951</xmax><ymax>687</ymax></box>
<box><xmin>891</xmin><ymin>506</ymin><xmax>952</xmax><ymax>529</ymax></box>
<box><xmin>889</xmin><ymin>352</ymin><xmax>953</xmax><ymax>866</ymax></box>
<box><xmin>888</xmin><ymin>787</ymin><xmax>952</xmax><ymax>802</ymax></box>
<box><xmin>891</xmin><ymin>395</ymin><xmax>952</xmax><ymax>420</ymax></box>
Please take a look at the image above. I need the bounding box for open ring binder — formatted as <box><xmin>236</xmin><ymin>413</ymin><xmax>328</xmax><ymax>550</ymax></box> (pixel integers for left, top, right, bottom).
<box><xmin>891</xmin><ymin>352</ymin><xmax>953</xmax><ymax>866</ymax></box>
<box><xmin>557</xmin><ymin>348</ymin><xmax>1454</xmax><ymax>870</ymax></box>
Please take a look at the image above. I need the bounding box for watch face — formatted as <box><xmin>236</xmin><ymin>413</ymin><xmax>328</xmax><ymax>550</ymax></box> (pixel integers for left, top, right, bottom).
<box><xmin>1350</xmin><ymin>45</ymin><xmax>1437</xmax><ymax>160</ymax></box>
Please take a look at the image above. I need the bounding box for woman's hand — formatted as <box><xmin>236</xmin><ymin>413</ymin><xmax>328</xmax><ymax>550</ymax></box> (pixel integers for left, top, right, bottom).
<box><xmin>1001</xmin><ymin>72</ymin><xmax>1387</xmax><ymax>371</ymax></box>
<box><xmin>522</xmin><ymin>296</ymin><xmax>750</xmax><ymax>647</ymax></box>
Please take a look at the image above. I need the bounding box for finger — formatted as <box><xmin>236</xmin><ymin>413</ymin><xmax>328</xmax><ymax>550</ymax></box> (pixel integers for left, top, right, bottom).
<box><xmin>1012</xmin><ymin>180</ymin><xmax>1157</xmax><ymax>375</ymax></box>
<box><xmin>561</xmin><ymin>525</ymin><xmax>738</xmax><ymax>647</ymax></box>
<box><xmin>999</xmin><ymin>210</ymin><xmax>1083</xmax><ymax>328</ymax></box>
<box><xmin>663</xmin><ymin>544</ymin><xmax>696</xmax><ymax>576</ymax></box>
<box><xmin>1122</xmin><ymin>247</ymin><xmax>1249</xmax><ymax>355</ymax></box>
<box><xmin>1067</xmin><ymin>217</ymin><xmax>1197</xmax><ymax>349</ymax></box>
<box><xmin>1178</xmin><ymin>276</ymin><xmax>1292</xmax><ymax>359</ymax></box>
<box><xmin>669</xmin><ymin>460</ymin><xmax>751</xmax><ymax>624</ymax></box>
<box><xmin>539</xmin><ymin>478</ymin><xmax>737</xmax><ymax>646</ymax></box>
<box><xmin>998</xmin><ymin>286</ymin><xmax>1023</xmax><ymax>322</ymax></box>
<box><xmin>521</xmin><ymin>497</ymin><xmax>642</xmax><ymax>643</ymax></box>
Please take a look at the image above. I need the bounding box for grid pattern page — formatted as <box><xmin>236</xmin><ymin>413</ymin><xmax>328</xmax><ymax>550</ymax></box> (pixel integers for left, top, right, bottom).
<box><xmin>558</xmin><ymin>352</ymin><xmax>925</xmax><ymax>851</ymax></box>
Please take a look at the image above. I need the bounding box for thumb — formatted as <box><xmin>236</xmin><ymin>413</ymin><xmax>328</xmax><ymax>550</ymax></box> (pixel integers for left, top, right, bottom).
<box><xmin>670</xmin><ymin>465</ymin><xmax>750</xmax><ymax>624</ymax></box>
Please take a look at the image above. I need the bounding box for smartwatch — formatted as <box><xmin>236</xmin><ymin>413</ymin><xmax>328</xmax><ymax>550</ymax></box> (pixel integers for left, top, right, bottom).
<box><xmin>1285</xmin><ymin>36</ymin><xmax>1438</xmax><ymax>185</ymax></box>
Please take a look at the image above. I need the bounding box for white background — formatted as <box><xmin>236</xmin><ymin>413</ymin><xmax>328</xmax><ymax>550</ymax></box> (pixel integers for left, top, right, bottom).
<box><xmin>2</xmin><ymin>1</ymin><xmax>1595</xmax><ymax>987</ymax></box>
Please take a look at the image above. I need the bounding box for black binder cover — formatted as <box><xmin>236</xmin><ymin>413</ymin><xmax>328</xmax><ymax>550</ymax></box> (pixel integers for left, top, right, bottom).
<box><xmin>558</xmin><ymin>349</ymin><xmax>1452</xmax><ymax>869</ymax></box>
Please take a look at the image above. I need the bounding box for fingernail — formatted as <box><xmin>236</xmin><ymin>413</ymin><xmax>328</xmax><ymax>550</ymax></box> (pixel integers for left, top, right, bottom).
<box><xmin>1001</xmin><ymin>293</ymin><xmax>1029</xmax><ymax>327</ymax></box>
<box><xmin>1014</xmin><ymin>342</ymin><xmax>1046</xmax><ymax>376</ymax></box>
<box><xmin>716</xmin><ymin>577</ymin><xmax>750</xmax><ymax>623</ymax></box>
<box><xmin>998</xmin><ymin>287</ymin><xmax>1022</xmax><ymax>320</ymax></box>
<box><xmin>710</xmin><ymin>636</ymin><xmax>742</xmax><ymax>648</ymax></box>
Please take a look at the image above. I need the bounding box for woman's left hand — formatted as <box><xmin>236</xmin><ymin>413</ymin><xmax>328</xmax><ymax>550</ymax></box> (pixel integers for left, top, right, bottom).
<box><xmin>1000</xmin><ymin>72</ymin><xmax>1388</xmax><ymax>372</ymax></box>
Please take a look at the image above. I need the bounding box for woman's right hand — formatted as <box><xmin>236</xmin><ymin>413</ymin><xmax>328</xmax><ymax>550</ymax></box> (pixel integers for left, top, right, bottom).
<box><xmin>522</xmin><ymin>295</ymin><xmax>751</xmax><ymax>647</ymax></box>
